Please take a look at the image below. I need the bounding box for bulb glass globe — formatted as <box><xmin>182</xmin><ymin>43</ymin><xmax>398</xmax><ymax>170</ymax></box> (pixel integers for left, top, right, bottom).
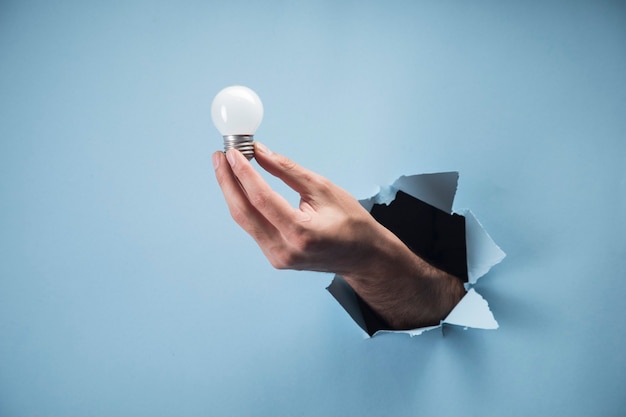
<box><xmin>211</xmin><ymin>86</ymin><xmax>263</xmax><ymax>159</ymax></box>
<box><xmin>211</xmin><ymin>85</ymin><xmax>264</xmax><ymax>136</ymax></box>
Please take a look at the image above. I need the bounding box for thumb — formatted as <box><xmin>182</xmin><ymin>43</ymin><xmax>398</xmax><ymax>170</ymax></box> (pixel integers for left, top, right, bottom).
<box><xmin>254</xmin><ymin>142</ymin><xmax>323</xmax><ymax>197</ymax></box>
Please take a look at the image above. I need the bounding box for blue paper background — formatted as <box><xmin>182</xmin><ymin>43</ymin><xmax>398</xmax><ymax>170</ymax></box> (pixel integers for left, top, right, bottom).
<box><xmin>1</xmin><ymin>1</ymin><xmax>625</xmax><ymax>416</ymax></box>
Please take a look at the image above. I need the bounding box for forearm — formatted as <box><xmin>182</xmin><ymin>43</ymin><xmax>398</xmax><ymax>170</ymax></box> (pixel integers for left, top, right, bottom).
<box><xmin>342</xmin><ymin>223</ymin><xmax>466</xmax><ymax>330</ymax></box>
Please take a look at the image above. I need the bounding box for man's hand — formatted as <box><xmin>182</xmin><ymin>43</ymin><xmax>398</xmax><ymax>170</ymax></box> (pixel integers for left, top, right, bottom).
<box><xmin>212</xmin><ymin>142</ymin><xmax>465</xmax><ymax>330</ymax></box>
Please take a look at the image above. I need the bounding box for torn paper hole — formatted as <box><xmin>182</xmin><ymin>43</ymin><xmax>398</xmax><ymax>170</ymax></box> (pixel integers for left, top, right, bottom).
<box><xmin>327</xmin><ymin>172</ymin><xmax>505</xmax><ymax>337</ymax></box>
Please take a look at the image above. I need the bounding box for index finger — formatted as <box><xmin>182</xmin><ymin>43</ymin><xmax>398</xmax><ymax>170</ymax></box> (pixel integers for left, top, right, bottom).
<box><xmin>213</xmin><ymin>151</ymin><xmax>281</xmax><ymax>246</ymax></box>
<box><xmin>225</xmin><ymin>149</ymin><xmax>311</xmax><ymax>232</ymax></box>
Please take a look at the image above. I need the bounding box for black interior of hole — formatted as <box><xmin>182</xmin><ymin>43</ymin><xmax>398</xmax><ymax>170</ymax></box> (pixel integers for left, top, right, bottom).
<box><xmin>369</xmin><ymin>190</ymin><xmax>468</xmax><ymax>283</ymax></box>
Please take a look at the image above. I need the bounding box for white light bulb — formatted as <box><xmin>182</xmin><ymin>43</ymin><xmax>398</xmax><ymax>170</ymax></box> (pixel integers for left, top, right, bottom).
<box><xmin>211</xmin><ymin>85</ymin><xmax>264</xmax><ymax>160</ymax></box>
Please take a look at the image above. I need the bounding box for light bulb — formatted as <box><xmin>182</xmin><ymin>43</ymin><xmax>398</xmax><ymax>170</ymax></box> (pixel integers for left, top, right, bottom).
<box><xmin>211</xmin><ymin>85</ymin><xmax>264</xmax><ymax>160</ymax></box>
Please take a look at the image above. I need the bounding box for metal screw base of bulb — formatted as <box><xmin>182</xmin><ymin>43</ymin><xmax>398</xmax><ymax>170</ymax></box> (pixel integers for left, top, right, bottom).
<box><xmin>223</xmin><ymin>135</ymin><xmax>254</xmax><ymax>160</ymax></box>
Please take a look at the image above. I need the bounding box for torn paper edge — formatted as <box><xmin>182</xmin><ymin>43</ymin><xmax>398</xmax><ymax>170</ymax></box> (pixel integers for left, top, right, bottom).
<box><xmin>328</xmin><ymin>172</ymin><xmax>506</xmax><ymax>338</ymax></box>
<box><xmin>458</xmin><ymin>209</ymin><xmax>506</xmax><ymax>285</ymax></box>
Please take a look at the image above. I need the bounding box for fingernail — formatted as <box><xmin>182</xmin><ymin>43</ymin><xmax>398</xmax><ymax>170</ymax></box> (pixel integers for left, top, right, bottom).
<box><xmin>212</xmin><ymin>152</ymin><xmax>221</xmax><ymax>170</ymax></box>
<box><xmin>256</xmin><ymin>142</ymin><xmax>272</xmax><ymax>155</ymax></box>
<box><xmin>226</xmin><ymin>150</ymin><xmax>237</xmax><ymax>168</ymax></box>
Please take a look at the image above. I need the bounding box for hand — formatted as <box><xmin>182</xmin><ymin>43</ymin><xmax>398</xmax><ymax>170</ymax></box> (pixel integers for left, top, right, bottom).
<box><xmin>212</xmin><ymin>142</ymin><xmax>389</xmax><ymax>275</ymax></box>
<box><xmin>212</xmin><ymin>143</ymin><xmax>465</xmax><ymax>330</ymax></box>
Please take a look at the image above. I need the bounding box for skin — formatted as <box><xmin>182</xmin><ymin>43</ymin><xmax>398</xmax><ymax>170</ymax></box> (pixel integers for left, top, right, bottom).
<box><xmin>212</xmin><ymin>142</ymin><xmax>466</xmax><ymax>330</ymax></box>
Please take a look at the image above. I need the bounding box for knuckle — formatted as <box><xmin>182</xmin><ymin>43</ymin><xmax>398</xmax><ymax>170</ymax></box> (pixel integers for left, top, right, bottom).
<box><xmin>267</xmin><ymin>228</ymin><xmax>328</xmax><ymax>270</ymax></box>
<box><xmin>269</xmin><ymin>256</ymin><xmax>289</xmax><ymax>270</ymax></box>
<box><xmin>301</xmin><ymin>172</ymin><xmax>330</xmax><ymax>198</ymax></box>
<box><xmin>249</xmin><ymin>190</ymin><xmax>271</xmax><ymax>209</ymax></box>
<box><xmin>269</xmin><ymin>247</ymin><xmax>300</xmax><ymax>270</ymax></box>
<box><xmin>229</xmin><ymin>205</ymin><xmax>248</xmax><ymax>227</ymax></box>
<box><xmin>277</xmin><ymin>155</ymin><xmax>298</xmax><ymax>173</ymax></box>
<box><xmin>313</xmin><ymin>176</ymin><xmax>331</xmax><ymax>193</ymax></box>
<box><xmin>290</xmin><ymin>226</ymin><xmax>323</xmax><ymax>253</ymax></box>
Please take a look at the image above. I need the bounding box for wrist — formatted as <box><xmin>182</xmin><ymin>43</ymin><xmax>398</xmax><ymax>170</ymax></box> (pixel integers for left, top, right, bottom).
<box><xmin>343</xmin><ymin>221</ymin><xmax>419</xmax><ymax>286</ymax></box>
<box><xmin>341</xmin><ymin>222</ymin><xmax>466</xmax><ymax>330</ymax></box>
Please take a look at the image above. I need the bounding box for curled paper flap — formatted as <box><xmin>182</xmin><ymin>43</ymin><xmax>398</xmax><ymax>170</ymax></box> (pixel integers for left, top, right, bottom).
<box><xmin>329</xmin><ymin>173</ymin><xmax>505</xmax><ymax>337</ymax></box>
<box><xmin>360</xmin><ymin>185</ymin><xmax>398</xmax><ymax>211</ymax></box>
<box><xmin>442</xmin><ymin>288</ymin><xmax>498</xmax><ymax>329</ymax></box>
<box><xmin>374</xmin><ymin>185</ymin><xmax>398</xmax><ymax>205</ymax></box>
<box><xmin>392</xmin><ymin>172</ymin><xmax>459</xmax><ymax>214</ymax></box>
<box><xmin>458</xmin><ymin>209</ymin><xmax>506</xmax><ymax>284</ymax></box>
